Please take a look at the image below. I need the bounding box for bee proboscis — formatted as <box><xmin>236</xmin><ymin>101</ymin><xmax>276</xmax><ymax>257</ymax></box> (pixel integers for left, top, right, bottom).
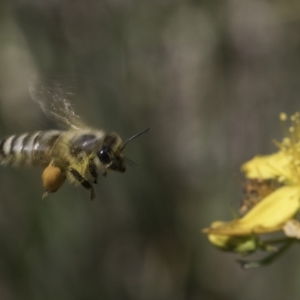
<box><xmin>0</xmin><ymin>77</ymin><xmax>149</xmax><ymax>200</ymax></box>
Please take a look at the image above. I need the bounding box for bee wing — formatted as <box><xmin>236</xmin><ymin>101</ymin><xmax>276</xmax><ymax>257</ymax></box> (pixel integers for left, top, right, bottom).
<box><xmin>29</xmin><ymin>76</ymin><xmax>86</xmax><ymax>130</ymax></box>
<box><xmin>71</xmin><ymin>133</ymin><xmax>105</xmax><ymax>152</ymax></box>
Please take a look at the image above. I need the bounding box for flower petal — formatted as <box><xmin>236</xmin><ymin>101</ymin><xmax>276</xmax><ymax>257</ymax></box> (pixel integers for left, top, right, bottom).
<box><xmin>203</xmin><ymin>186</ymin><xmax>300</xmax><ymax>236</ymax></box>
<box><xmin>241</xmin><ymin>151</ymin><xmax>292</xmax><ymax>181</ymax></box>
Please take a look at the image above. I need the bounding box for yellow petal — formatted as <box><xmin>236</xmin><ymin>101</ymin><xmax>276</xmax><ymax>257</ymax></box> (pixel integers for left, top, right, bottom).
<box><xmin>241</xmin><ymin>151</ymin><xmax>292</xmax><ymax>181</ymax></box>
<box><xmin>203</xmin><ymin>186</ymin><xmax>300</xmax><ymax>236</ymax></box>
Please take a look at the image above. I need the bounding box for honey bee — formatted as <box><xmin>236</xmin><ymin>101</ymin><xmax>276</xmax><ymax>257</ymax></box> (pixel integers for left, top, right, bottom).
<box><xmin>0</xmin><ymin>77</ymin><xmax>149</xmax><ymax>200</ymax></box>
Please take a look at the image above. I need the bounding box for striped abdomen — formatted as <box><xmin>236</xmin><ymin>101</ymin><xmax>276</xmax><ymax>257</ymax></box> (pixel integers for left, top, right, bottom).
<box><xmin>0</xmin><ymin>130</ymin><xmax>62</xmax><ymax>167</ymax></box>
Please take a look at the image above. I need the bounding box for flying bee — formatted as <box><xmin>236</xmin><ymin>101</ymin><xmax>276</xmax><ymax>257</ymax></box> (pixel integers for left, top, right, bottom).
<box><xmin>0</xmin><ymin>77</ymin><xmax>149</xmax><ymax>200</ymax></box>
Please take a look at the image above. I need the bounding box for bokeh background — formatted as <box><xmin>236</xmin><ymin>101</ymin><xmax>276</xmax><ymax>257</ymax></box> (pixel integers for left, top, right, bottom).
<box><xmin>0</xmin><ymin>1</ymin><xmax>300</xmax><ymax>299</ymax></box>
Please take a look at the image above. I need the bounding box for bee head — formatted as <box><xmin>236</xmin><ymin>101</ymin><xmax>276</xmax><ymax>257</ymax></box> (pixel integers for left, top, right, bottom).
<box><xmin>97</xmin><ymin>133</ymin><xmax>126</xmax><ymax>173</ymax></box>
<box><xmin>97</xmin><ymin>128</ymin><xmax>150</xmax><ymax>173</ymax></box>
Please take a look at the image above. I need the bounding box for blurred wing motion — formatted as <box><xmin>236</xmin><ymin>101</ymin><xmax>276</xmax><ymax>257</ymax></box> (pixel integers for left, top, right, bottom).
<box><xmin>29</xmin><ymin>76</ymin><xmax>85</xmax><ymax>130</ymax></box>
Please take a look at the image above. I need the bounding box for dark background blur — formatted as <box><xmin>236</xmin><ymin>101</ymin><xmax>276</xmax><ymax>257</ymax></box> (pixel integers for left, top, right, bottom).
<box><xmin>0</xmin><ymin>1</ymin><xmax>300</xmax><ymax>299</ymax></box>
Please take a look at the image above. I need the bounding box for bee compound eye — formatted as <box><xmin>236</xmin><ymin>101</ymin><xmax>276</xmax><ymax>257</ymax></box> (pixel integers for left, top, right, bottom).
<box><xmin>98</xmin><ymin>149</ymin><xmax>111</xmax><ymax>164</ymax></box>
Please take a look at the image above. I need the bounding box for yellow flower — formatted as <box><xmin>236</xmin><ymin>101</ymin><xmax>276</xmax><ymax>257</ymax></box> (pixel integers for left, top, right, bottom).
<box><xmin>203</xmin><ymin>112</ymin><xmax>300</xmax><ymax>254</ymax></box>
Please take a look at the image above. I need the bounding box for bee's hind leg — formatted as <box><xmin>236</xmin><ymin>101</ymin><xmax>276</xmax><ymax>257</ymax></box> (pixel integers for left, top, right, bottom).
<box><xmin>69</xmin><ymin>168</ymin><xmax>95</xmax><ymax>200</ymax></box>
<box><xmin>41</xmin><ymin>162</ymin><xmax>66</xmax><ymax>200</ymax></box>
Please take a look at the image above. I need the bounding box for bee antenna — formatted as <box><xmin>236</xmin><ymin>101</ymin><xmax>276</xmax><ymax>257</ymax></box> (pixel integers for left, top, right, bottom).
<box><xmin>121</xmin><ymin>127</ymin><xmax>150</xmax><ymax>151</ymax></box>
<box><xmin>125</xmin><ymin>157</ymin><xmax>138</xmax><ymax>168</ymax></box>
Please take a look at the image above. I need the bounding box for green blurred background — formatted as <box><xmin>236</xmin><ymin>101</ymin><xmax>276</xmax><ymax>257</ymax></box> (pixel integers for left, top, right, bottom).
<box><xmin>0</xmin><ymin>1</ymin><xmax>300</xmax><ymax>299</ymax></box>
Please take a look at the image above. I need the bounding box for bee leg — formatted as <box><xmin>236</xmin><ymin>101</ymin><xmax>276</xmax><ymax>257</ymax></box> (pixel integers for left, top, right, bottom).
<box><xmin>42</xmin><ymin>191</ymin><xmax>49</xmax><ymax>199</ymax></box>
<box><xmin>69</xmin><ymin>168</ymin><xmax>95</xmax><ymax>200</ymax></box>
<box><xmin>88</xmin><ymin>158</ymin><xmax>98</xmax><ymax>184</ymax></box>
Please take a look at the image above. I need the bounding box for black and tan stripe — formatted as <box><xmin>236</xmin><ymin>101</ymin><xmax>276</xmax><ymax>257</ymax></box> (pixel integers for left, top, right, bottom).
<box><xmin>3</xmin><ymin>135</ymin><xmax>15</xmax><ymax>157</ymax></box>
<box><xmin>46</xmin><ymin>132</ymin><xmax>61</xmax><ymax>150</ymax></box>
<box><xmin>0</xmin><ymin>134</ymin><xmax>32</xmax><ymax>165</ymax></box>
<box><xmin>31</xmin><ymin>131</ymin><xmax>61</xmax><ymax>166</ymax></box>
<box><xmin>9</xmin><ymin>134</ymin><xmax>27</xmax><ymax>165</ymax></box>
<box><xmin>11</xmin><ymin>133</ymin><xmax>40</xmax><ymax>166</ymax></box>
<box><xmin>0</xmin><ymin>135</ymin><xmax>17</xmax><ymax>165</ymax></box>
<box><xmin>20</xmin><ymin>133</ymin><xmax>32</xmax><ymax>153</ymax></box>
<box><xmin>0</xmin><ymin>138</ymin><xmax>7</xmax><ymax>158</ymax></box>
<box><xmin>0</xmin><ymin>131</ymin><xmax>62</xmax><ymax>167</ymax></box>
<box><xmin>9</xmin><ymin>135</ymin><xmax>18</xmax><ymax>155</ymax></box>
